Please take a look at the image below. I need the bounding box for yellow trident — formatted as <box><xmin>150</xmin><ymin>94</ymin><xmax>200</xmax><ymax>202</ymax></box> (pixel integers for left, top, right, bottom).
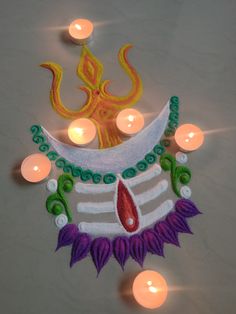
<box><xmin>41</xmin><ymin>44</ymin><xmax>143</xmax><ymax>149</ymax></box>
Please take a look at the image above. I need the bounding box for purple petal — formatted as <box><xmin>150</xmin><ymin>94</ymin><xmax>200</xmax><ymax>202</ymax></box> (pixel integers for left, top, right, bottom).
<box><xmin>90</xmin><ymin>237</ymin><xmax>112</xmax><ymax>275</ymax></box>
<box><xmin>154</xmin><ymin>221</ymin><xmax>180</xmax><ymax>247</ymax></box>
<box><xmin>175</xmin><ymin>199</ymin><xmax>202</xmax><ymax>218</ymax></box>
<box><xmin>70</xmin><ymin>233</ymin><xmax>92</xmax><ymax>267</ymax></box>
<box><xmin>167</xmin><ymin>212</ymin><xmax>193</xmax><ymax>234</ymax></box>
<box><xmin>113</xmin><ymin>236</ymin><xmax>130</xmax><ymax>270</ymax></box>
<box><xmin>56</xmin><ymin>224</ymin><xmax>78</xmax><ymax>251</ymax></box>
<box><xmin>129</xmin><ymin>234</ymin><xmax>147</xmax><ymax>267</ymax></box>
<box><xmin>141</xmin><ymin>229</ymin><xmax>164</xmax><ymax>257</ymax></box>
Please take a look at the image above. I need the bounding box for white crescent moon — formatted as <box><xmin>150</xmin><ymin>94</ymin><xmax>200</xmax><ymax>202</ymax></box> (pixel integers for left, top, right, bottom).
<box><xmin>42</xmin><ymin>100</ymin><xmax>170</xmax><ymax>173</ymax></box>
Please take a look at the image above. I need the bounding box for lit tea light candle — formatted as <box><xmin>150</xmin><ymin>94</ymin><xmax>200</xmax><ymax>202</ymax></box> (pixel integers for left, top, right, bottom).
<box><xmin>21</xmin><ymin>153</ymin><xmax>51</xmax><ymax>183</ymax></box>
<box><xmin>175</xmin><ymin>124</ymin><xmax>204</xmax><ymax>152</ymax></box>
<box><xmin>68</xmin><ymin>118</ymin><xmax>97</xmax><ymax>145</ymax></box>
<box><xmin>116</xmin><ymin>108</ymin><xmax>144</xmax><ymax>136</ymax></box>
<box><xmin>68</xmin><ymin>19</ymin><xmax>94</xmax><ymax>45</ymax></box>
<box><xmin>132</xmin><ymin>270</ymin><xmax>168</xmax><ymax>309</ymax></box>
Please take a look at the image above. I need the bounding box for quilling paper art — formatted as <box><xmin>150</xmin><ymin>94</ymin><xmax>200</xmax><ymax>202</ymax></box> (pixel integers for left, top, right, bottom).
<box><xmin>29</xmin><ymin>44</ymin><xmax>201</xmax><ymax>274</ymax></box>
<box><xmin>41</xmin><ymin>44</ymin><xmax>142</xmax><ymax>149</ymax></box>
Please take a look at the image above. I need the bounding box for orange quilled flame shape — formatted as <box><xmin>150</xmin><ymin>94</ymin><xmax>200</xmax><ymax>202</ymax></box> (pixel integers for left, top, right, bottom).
<box><xmin>41</xmin><ymin>44</ymin><xmax>143</xmax><ymax>149</ymax></box>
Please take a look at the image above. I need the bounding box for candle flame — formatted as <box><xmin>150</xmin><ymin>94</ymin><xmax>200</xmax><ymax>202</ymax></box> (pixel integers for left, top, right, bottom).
<box><xmin>147</xmin><ymin>281</ymin><xmax>158</xmax><ymax>293</ymax></box>
<box><xmin>148</xmin><ymin>286</ymin><xmax>158</xmax><ymax>293</ymax></box>
<box><xmin>128</xmin><ymin>115</ymin><xmax>135</xmax><ymax>122</ymax></box>
<box><xmin>33</xmin><ymin>166</ymin><xmax>39</xmax><ymax>172</ymax></box>
<box><xmin>75</xmin><ymin>24</ymin><xmax>82</xmax><ymax>31</ymax></box>
<box><xmin>74</xmin><ymin>127</ymin><xmax>84</xmax><ymax>136</ymax></box>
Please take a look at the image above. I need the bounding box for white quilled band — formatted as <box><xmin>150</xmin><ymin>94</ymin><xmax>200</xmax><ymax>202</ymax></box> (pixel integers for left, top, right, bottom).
<box><xmin>78</xmin><ymin>199</ymin><xmax>174</xmax><ymax>235</ymax></box>
<box><xmin>77</xmin><ymin>179</ymin><xmax>168</xmax><ymax>214</ymax></box>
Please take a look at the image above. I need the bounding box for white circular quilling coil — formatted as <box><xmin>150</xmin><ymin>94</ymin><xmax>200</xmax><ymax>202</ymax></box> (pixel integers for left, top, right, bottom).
<box><xmin>47</xmin><ymin>179</ymin><xmax>58</xmax><ymax>193</ymax></box>
<box><xmin>175</xmin><ymin>152</ymin><xmax>188</xmax><ymax>164</ymax></box>
<box><xmin>55</xmin><ymin>214</ymin><xmax>68</xmax><ymax>229</ymax></box>
<box><xmin>180</xmin><ymin>186</ymin><xmax>192</xmax><ymax>199</ymax></box>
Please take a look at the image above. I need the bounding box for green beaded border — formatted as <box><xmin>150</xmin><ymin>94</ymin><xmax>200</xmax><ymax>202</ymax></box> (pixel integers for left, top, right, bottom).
<box><xmin>162</xmin><ymin>96</ymin><xmax>180</xmax><ymax>147</ymax></box>
<box><xmin>30</xmin><ymin>96</ymin><xmax>180</xmax><ymax>184</ymax></box>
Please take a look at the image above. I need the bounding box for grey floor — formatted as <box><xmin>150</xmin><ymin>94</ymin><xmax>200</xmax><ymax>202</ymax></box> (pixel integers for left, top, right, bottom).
<box><xmin>1</xmin><ymin>0</ymin><xmax>236</xmax><ymax>313</ymax></box>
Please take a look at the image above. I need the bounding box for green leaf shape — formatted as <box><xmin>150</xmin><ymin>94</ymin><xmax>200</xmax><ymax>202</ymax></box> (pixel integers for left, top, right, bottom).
<box><xmin>160</xmin><ymin>153</ymin><xmax>191</xmax><ymax>197</ymax></box>
<box><xmin>46</xmin><ymin>174</ymin><xmax>74</xmax><ymax>222</ymax></box>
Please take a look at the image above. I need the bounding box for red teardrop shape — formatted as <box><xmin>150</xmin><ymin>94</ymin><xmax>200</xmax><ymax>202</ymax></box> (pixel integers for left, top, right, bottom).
<box><xmin>116</xmin><ymin>180</ymin><xmax>139</xmax><ymax>232</ymax></box>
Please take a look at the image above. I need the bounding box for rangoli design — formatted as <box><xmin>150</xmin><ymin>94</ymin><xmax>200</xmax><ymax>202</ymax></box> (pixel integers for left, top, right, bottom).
<box><xmin>29</xmin><ymin>44</ymin><xmax>201</xmax><ymax>275</ymax></box>
<box><xmin>41</xmin><ymin>44</ymin><xmax>142</xmax><ymax>149</ymax></box>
